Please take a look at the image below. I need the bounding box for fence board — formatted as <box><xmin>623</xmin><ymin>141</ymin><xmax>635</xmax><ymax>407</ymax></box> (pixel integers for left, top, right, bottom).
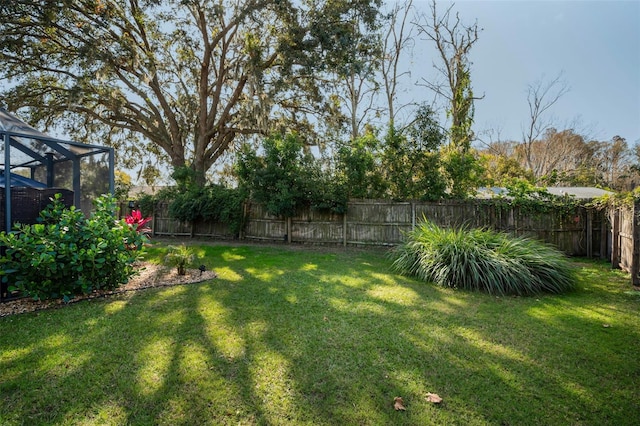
<box><xmin>617</xmin><ymin>205</ymin><xmax>634</xmax><ymax>273</ymax></box>
<box><xmin>132</xmin><ymin>200</ymin><xmax>608</xmax><ymax>257</ymax></box>
<box><xmin>118</xmin><ymin>199</ymin><xmax>640</xmax><ymax>286</ymax></box>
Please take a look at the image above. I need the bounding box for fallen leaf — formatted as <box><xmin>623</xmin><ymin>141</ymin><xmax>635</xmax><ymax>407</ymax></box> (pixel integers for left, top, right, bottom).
<box><xmin>426</xmin><ymin>392</ymin><xmax>443</xmax><ymax>404</ymax></box>
<box><xmin>393</xmin><ymin>396</ymin><xmax>406</xmax><ymax>411</ymax></box>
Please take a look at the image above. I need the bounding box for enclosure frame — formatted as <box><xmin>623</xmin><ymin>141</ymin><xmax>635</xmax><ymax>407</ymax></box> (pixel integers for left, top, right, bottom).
<box><xmin>0</xmin><ymin>108</ymin><xmax>115</xmax><ymax>231</ymax></box>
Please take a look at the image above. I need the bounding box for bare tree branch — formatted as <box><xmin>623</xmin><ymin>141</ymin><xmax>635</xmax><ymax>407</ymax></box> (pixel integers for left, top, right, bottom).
<box><xmin>381</xmin><ymin>0</ymin><xmax>415</xmax><ymax>128</ymax></box>
<box><xmin>521</xmin><ymin>72</ymin><xmax>570</xmax><ymax>171</ymax></box>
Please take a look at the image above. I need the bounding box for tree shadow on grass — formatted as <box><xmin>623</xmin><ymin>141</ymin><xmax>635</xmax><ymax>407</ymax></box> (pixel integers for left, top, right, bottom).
<box><xmin>0</xmin><ymin>246</ymin><xmax>639</xmax><ymax>425</ymax></box>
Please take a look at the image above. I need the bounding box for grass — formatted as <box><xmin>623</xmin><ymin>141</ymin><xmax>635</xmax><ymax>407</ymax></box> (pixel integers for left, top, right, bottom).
<box><xmin>1</xmin><ymin>241</ymin><xmax>639</xmax><ymax>425</ymax></box>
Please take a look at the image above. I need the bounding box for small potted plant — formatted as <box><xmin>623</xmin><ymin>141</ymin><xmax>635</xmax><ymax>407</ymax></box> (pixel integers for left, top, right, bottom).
<box><xmin>164</xmin><ymin>244</ymin><xmax>194</xmax><ymax>275</ymax></box>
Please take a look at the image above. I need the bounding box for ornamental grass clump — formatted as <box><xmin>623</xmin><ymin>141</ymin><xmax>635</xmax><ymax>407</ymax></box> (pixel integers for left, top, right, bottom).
<box><xmin>390</xmin><ymin>220</ymin><xmax>577</xmax><ymax>296</ymax></box>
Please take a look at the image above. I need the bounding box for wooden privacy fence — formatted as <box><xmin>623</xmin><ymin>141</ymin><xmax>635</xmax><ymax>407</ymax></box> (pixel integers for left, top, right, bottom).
<box><xmin>126</xmin><ymin>199</ymin><xmax>610</xmax><ymax>259</ymax></box>
<box><xmin>610</xmin><ymin>201</ymin><xmax>640</xmax><ymax>286</ymax></box>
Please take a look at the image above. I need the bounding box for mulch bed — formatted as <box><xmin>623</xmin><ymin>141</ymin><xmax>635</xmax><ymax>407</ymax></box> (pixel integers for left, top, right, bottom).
<box><xmin>0</xmin><ymin>262</ymin><xmax>217</xmax><ymax>317</ymax></box>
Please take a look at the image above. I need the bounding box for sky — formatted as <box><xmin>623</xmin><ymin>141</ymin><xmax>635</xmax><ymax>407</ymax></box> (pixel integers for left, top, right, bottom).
<box><xmin>404</xmin><ymin>0</ymin><xmax>640</xmax><ymax>145</ymax></box>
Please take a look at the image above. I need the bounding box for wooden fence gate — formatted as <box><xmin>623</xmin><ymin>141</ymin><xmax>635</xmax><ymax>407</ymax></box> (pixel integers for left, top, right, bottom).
<box><xmin>610</xmin><ymin>201</ymin><xmax>640</xmax><ymax>286</ymax></box>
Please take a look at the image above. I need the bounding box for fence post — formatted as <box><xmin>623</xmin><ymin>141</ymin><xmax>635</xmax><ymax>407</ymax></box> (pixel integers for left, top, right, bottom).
<box><xmin>611</xmin><ymin>207</ymin><xmax>619</xmax><ymax>268</ymax></box>
<box><xmin>631</xmin><ymin>201</ymin><xmax>640</xmax><ymax>286</ymax></box>
<box><xmin>151</xmin><ymin>207</ymin><xmax>156</xmax><ymax>238</ymax></box>
<box><xmin>586</xmin><ymin>208</ymin><xmax>593</xmax><ymax>258</ymax></box>
<box><xmin>343</xmin><ymin>211</ymin><xmax>347</xmax><ymax>247</ymax></box>
<box><xmin>599</xmin><ymin>209</ymin><xmax>608</xmax><ymax>260</ymax></box>
<box><xmin>411</xmin><ymin>201</ymin><xmax>416</xmax><ymax>230</ymax></box>
<box><xmin>240</xmin><ymin>201</ymin><xmax>248</xmax><ymax>240</ymax></box>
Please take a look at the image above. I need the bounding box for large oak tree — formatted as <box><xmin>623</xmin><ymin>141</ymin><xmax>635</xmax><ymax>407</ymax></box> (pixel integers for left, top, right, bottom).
<box><xmin>0</xmin><ymin>0</ymin><xmax>380</xmax><ymax>182</ymax></box>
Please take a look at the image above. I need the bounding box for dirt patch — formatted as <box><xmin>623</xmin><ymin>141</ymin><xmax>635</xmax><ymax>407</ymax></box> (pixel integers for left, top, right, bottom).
<box><xmin>0</xmin><ymin>262</ymin><xmax>217</xmax><ymax>318</ymax></box>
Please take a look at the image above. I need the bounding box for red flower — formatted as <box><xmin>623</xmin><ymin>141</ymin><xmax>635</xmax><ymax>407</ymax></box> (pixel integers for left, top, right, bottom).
<box><xmin>125</xmin><ymin>210</ymin><xmax>152</xmax><ymax>231</ymax></box>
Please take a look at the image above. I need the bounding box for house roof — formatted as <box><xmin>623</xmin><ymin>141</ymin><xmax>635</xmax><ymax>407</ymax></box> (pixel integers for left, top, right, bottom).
<box><xmin>545</xmin><ymin>187</ymin><xmax>613</xmax><ymax>199</ymax></box>
<box><xmin>477</xmin><ymin>186</ymin><xmax>613</xmax><ymax>200</ymax></box>
<box><xmin>129</xmin><ymin>185</ymin><xmax>166</xmax><ymax>197</ymax></box>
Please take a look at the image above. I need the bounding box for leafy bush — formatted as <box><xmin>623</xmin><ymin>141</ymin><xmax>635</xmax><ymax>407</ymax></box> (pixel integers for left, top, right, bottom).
<box><xmin>164</xmin><ymin>244</ymin><xmax>195</xmax><ymax>275</ymax></box>
<box><xmin>390</xmin><ymin>220</ymin><xmax>577</xmax><ymax>296</ymax></box>
<box><xmin>0</xmin><ymin>194</ymin><xmax>147</xmax><ymax>301</ymax></box>
<box><xmin>305</xmin><ymin>166</ymin><xmax>349</xmax><ymax>214</ymax></box>
<box><xmin>335</xmin><ymin>132</ymin><xmax>387</xmax><ymax>200</ymax></box>
<box><xmin>136</xmin><ymin>193</ymin><xmax>158</xmax><ymax>218</ymax></box>
<box><xmin>235</xmin><ymin>134</ymin><xmax>313</xmax><ymax>217</ymax></box>
<box><xmin>168</xmin><ymin>184</ymin><xmax>245</xmax><ymax>234</ymax></box>
<box><xmin>380</xmin><ymin>107</ymin><xmax>447</xmax><ymax>201</ymax></box>
<box><xmin>236</xmin><ymin>133</ymin><xmax>348</xmax><ymax>216</ymax></box>
<box><xmin>494</xmin><ymin>178</ymin><xmax>583</xmax><ymax>219</ymax></box>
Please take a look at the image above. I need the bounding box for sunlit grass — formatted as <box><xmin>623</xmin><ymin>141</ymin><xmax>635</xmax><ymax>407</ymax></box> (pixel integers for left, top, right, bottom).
<box><xmin>0</xmin><ymin>242</ymin><xmax>638</xmax><ymax>425</ymax></box>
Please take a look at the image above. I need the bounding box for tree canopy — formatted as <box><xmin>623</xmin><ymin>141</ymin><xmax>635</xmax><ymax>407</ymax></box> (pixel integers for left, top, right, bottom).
<box><xmin>2</xmin><ymin>0</ymin><xmax>634</xmax><ymax>197</ymax></box>
<box><xmin>0</xmin><ymin>0</ymin><xmax>380</xmax><ymax>182</ymax></box>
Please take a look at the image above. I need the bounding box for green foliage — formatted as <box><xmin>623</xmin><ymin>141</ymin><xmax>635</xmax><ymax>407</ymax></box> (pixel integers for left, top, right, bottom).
<box><xmin>168</xmin><ymin>184</ymin><xmax>245</xmax><ymax>234</ymax></box>
<box><xmin>391</xmin><ymin>219</ymin><xmax>577</xmax><ymax>296</ymax></box>
<box><xmin>479</xmin><ymin>152</ymin><xmax>535</xmax><ymax>186</ymax></box>
<box><xmin>114</xmin><ymin>170</ymin><xmax>133</xmax><ymax>202</ymax></box>
<box><xmin>137</xmin><ymin>182</ymin><xmax>187</xmax><ymax>217</ymax></box>
<box><xmin>381</xmin><ymin>106</ymin><xmax>447</xmax><ymax>200</ymax></box>
<box><xmin>164</xmin><ymin>244</ymin><xmax>195</xmax><ymax>276</ymax></box>
<box><xmin>496</xmin><ymin>178</ymin><xmax>582</xmax><ymax>218</ymax></box>
<box><xmin>448</xmin><ymin>66</ymin><xmax>476</xmax><ymax>151</ymax></box>
<box><xmin>589</xmin><ymin>186</ymin><xmax>640</xmax><ymax>210</ymax></box>
<box><xmin>503</xmin><ymin>178</ymin><xmax>550</xmax><ymax>200</ymax></box>
<box><xmin>236</xmin><ymin>133</ymin><xmax>346</xmax><ymax>216</ymax></box>
<box><xmin>0</xmin><ymin>1</ymin><xmax>382</xmax><ymax>177</ymax></box>
<box><xmin>134</xmin><ymin>166</ymin><xmax>245</xmax><ymax>234</ymax></box>
<box><xmin>136</xmin><ymin>193</ymin><xmax>158</xmax><ymax>218</ymax></box>
<box><xmin>424</xmin><ymin>14</ymin><xmax>482</xmax><ymax>199</ymax></box>
<box><xmin>441</xmin><ymin>147</ymin><xmax>484</xmax><ymax>199</ymax></box>
<box><xmin>335</xmin><ymin>106</ymin><xmax>451</xmax><ymax>202</ymax></box>
<box><xmin>335</xmin><ymin>131</ymin><xmax>386</xmax><ymax>199</ymax></box>
<box><xmin>171</xmin><ymin>166</ymin><xmax>203</xmax><ymax>192</ymax></box>
<box><xmin>236</xmin><ymin>134</ymin><xmax>307</xmax><ymax>217</ymax></box>
<box><xmin>304</xmin><ymin>163</ymin><xmax>349</xmax><ymax>214</ymax></box>
<box><xmin>0</xmin><ymin>194</ymin><xmax>146</xmax><ymax>301</ymax></box>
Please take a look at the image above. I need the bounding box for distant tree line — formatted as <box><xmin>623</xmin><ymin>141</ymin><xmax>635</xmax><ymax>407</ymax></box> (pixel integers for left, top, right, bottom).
<box><xmin>479</xmin><ymin>132</ymin><xmax>639</xmax><ymax>192</ymax></box>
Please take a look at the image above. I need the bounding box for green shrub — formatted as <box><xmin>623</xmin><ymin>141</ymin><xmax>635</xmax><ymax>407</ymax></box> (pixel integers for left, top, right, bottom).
<box><xmin>136</xmin><ymin>193</ymin><xmax>158</xmax><ymax>217</ymax></box>
<box><xmin>390</xmin><ymin>220</ymin><xmax>577</xmax><ymax>296</ymax></box>
<box><xmin>235</xmin><ymin>134</ymin><xmax>349</xmax><ymax>216</ymax></box>
<box><xmin>0</xmin><ymin>194</ymin><xmax>147</xmax><ymax>301</ymax></box>
<box><xmin>164</xmin><ymin>244</ymin><xmax>195</xmax><ymax>275</ymax></box>
<box><xmin>168</xmin><ymin>184</ymin><xmax>244</xmax><ymax>234</ymax></box>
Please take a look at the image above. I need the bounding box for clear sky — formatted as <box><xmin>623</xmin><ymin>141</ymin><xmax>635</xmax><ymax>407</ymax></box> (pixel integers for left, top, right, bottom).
<box><xmin>406</xmin><ymin>0</ymin><xmax>640</xmax><ymax>145</ymax></box>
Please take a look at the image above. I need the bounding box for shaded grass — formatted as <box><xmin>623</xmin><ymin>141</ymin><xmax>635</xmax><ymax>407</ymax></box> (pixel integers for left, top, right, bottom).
<box><xmin>0</xmin><ymin>242</ymin><xmax>639</xmax><ymax>425</ymax></box>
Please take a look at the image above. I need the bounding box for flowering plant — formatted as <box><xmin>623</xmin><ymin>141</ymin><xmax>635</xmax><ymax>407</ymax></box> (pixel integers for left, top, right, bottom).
<box><xmin>125</xmin><ymin>210</ymin><xmax>152</xmax><ymax>234</ymax></box>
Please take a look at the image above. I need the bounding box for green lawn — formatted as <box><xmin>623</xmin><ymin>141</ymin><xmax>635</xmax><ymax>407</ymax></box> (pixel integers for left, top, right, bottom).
<box><xmin>1</xmin><ymin>242</ymin><xmax>639</xmax><ymax>425</ymax></box>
